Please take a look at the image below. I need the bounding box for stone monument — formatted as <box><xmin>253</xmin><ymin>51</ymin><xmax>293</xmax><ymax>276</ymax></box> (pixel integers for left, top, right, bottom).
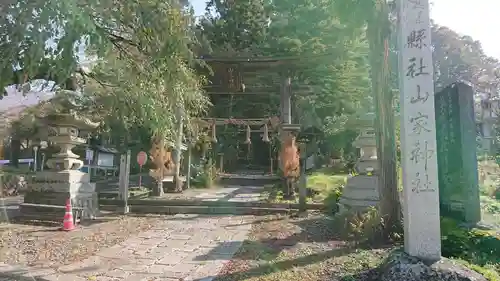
<box><xmin>20</xmin><ymin>95</ymin><xmax>99</xmax><ymax>220</ymax></box>
<box><xmin>398</xmin><ymin>0</ymin><xmax>441</xmax><ymax>262</ymax></box>
<box><xmin>435</xmin><ymin>82</ymin><xmax>481</xmax><ymax>224</ymax></box>
<box><xmin>378</xmin><ymin>1</ymin><xmax>488</xmax><ymax>280</ymax></box>
<box><xmin>338</xmin><ymin>113</ymin><xmax>380</xmax><ymax>212</ymax></box>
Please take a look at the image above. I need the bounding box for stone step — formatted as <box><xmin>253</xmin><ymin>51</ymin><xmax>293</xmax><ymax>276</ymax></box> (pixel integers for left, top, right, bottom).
<box><xmin>99</xmin><ymin>198</ymin><xmax>325</xmax><ymax>210</ymax></box>
<box><xmin>19</xmin><ymin>203</ymin><xmax>83</xmax><ymax>223</ymax></box>
<box><xmin>100</xmin><ymin>204</ymin><xmax>292</xmax><ymax>215</ymax></box>
<box><xmin>98</xmin><ymin>189</ymin><xmax>150</xmax><ymax>199</ymax></box>
<box><xmin>218</xmin><ymin>176</ymin><xmax>279</xmax><ymax>187</ymax></box>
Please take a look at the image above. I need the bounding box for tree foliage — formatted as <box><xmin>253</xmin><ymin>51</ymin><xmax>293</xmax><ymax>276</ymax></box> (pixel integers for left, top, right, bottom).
<box><xmin>198</xmin><ymin>0</ymin><xmax>372</xmax><ymax>144</ymax></box>
<box><xmin>200</xmin><ymin>0</ymin><xmax>270</xmax><ymax>52</ymax></box>
<box><xmin>1</xmin><ymin>0</ymin><xmax>210</xmax><ymax>142</ymax></box>
<box><xmin>431</xmin><ymin>23</ymin><xmax>500</xmax><ymax>92</ymax></box>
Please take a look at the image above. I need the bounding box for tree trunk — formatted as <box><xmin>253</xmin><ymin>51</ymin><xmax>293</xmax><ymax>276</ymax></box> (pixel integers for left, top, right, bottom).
<box><xmin>10</xmin><ymin>139</ymin><xmax>20</xmax><ymax>168</ymax></box>
<box><xmin>367</xmin><ymin>0</ymin><xmax>402</xmax><ymax>239</ymax></box>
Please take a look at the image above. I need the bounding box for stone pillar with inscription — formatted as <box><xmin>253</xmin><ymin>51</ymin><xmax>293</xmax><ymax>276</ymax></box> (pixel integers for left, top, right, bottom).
<box><xmin>398</xmin><ymin>0</ymin><xmax>441</xmax><ymax>261</ymax></box>
<box><xmin>435</xmin><ymin>82</ymin><xmax>481</xmax><ymax>224</ymax></box>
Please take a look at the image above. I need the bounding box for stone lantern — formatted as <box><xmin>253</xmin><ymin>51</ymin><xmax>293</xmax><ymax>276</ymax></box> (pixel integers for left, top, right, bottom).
<box><xmin>338</xmin><ymin>113</ymin><xmax>380</xmax><ymax>212</ymax></box>
<box><xmin>21</xmin><ymin>95</ymin><xmax>100</xmax><ymax>220</ymax></box>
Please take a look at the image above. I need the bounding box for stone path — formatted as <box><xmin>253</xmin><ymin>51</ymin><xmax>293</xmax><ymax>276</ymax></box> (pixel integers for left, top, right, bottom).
<box><xmin>0</xmin><ymin>185</ymin><xmax>263</xmax><ymax>281</ymax></box>
<box><xmin>194</xmin><ymin>185</ymin><xmax>265</xmax><ymax>202</ymax></box>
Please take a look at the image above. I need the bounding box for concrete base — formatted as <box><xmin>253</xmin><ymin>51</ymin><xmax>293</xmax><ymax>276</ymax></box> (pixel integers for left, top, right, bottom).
<box><xmin>22</xmin><ymin>170</ymin><xmax>99</xmax><ymax>220</ymax></box>
<box><xmin>163</xmin><ymin>176</ymin><xmax>187</xmax><ymax>193</ymax></box>
<box><xmin>119</xmin><ymin>205</ymin><xmax>130</xmax><ymax>214</ymax></box>
<box><xmin>355</xmin><ymin>160</ymin><xmax>379</xmax><ymax>174</ymax></box>
<box><xmin>338</xmin><ymin>175</ymin><xmax>379</xmax><ymax>211</ymax></box>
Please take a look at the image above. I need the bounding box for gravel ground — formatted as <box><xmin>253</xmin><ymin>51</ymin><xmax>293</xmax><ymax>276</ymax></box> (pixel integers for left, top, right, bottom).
<box><xmin>0</xmin><ymin>213</ymin><xmax>169</xmax><ymax>269</ymax></box>
<box><xmin>215</xmin><ymin>212</ymin><xmax>392</xmax><ymax>281</ymax></box>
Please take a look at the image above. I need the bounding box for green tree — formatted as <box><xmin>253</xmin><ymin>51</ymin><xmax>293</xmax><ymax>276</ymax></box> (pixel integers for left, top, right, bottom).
<box><xmin>1</xmin><ymin>0</ymin><xmax>209</xmax><ymax>136</ymax></box>
<box><xmin>264</xmin><ymin>0</ymin><xmax>372</xmax><ymax>117</ymax></box>
<box><xmin>431</xmin><ymin>23</ymin><xmax>500</xmax><ymax>91</ymax></box>
<box><xmin>1</xmin><ymin>0</ymin><xmax>210</xmax><ymax>194</ymax></box>
<box><xmin>199</xmin><ymin>0</ymin><xmax>373</xmax><ymax>152</ymax></box>
<box><xmin>200</xmin><ymin>0</ymin><xmax>270</xmax><ymax>53</ymax></box>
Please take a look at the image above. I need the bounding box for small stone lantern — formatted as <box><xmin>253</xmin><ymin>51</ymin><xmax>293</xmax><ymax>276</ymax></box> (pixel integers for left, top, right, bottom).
<box><xmin>338</xmin><ymin>113</ymin><xmax>380</xmax><ymax>212</ymax></box>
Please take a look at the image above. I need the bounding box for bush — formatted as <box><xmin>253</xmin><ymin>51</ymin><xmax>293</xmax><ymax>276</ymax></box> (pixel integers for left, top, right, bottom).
<box><xmin>440</xmin><ymin>217</ymin><xmax>500</xmax><ymax>280</ymax></box>
<box><xmin>190</xmin><ymin>158</ymin><xmax>218</xmax><ymax>188</ymax></box>
<box><xmin>456</xmin><ymin>261</ymin><xmax>500</xmax><ymax>281</ymax></box>
<box><xmin>481</xmin><ymin>196</ymin><xmax>500</xmax><ymax>214</ymax></box>
<box><xmin>333</xmin><ymin>207</ymin><xmax>402</xmax><ymax>245</ymax></box>
<box><xmin>480</xmin><ymin>183</ymin><xmax>500</xmax><ymax>199</ymax></box>
<box><xmin>307</xmin><ymin>173</ymin><xmax>346</xmax><ymax>206</ymax></box>
<box><xmin>264</xmin><ymin>172</ymin><xmax>347</xmax><ymax>214</ymax></box>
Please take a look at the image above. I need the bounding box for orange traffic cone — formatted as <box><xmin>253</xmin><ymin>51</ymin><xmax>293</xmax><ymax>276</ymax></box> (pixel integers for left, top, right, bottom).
<box><xmin>61</xmin><ymin>198</ymin><xmax>76</xmax><ymax>231</ymax></box>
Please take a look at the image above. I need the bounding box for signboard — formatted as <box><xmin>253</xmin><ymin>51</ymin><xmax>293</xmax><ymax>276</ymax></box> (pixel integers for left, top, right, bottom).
<box><xmin>85</xmin><ymin>149</ymin><xmax>94</xmax><ymax>161</ymax></box>
<box><xmin>0</xmin><ymin>159</ymin><xmax>34</xmax><ymax>165</ymax></box>
<box><xmin>137</xmin><ymin>151</ymin><xmax>147</xmax><ymax>166</ymax></box>
<box><xmin>137</xmin><ymin>151</ymin><xmax>147</xmax><ymax>188</ymax></box>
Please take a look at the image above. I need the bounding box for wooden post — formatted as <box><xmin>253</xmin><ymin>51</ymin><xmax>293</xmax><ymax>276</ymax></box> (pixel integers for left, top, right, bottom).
<box><xmin>280</xmin><ymin>76</ymin><xmax>292</xmax><ymax>124</ymax></box>
<box><xmin>279</xmin><ymin>75</ymin><xmax>292</xmax><ymax>193</ymax></box>
<box><xmin>174</xmin><ymin>107</ymin><xmax>184</xmax><ymax>192</ymax></box>
<box><xmin>219</xmin><ymin>153</ymin><xmax>224</xmax><ymax>173</ymax></box>
<box><xmin>299</xmin><ymin>145</ymin><xmax>307</xmax><ymax>213</ymax></box>
<box><xmin>118</xmin><ymin>150</ymin><xmax>131</xmax><ymax>214</ymax></box>
<box><xmin>151</xmin><ymin>138</ymin><xmax>164</xmax><ymax>197</ymax></box>
<box><xmin>187</xmin><ymin>144</ymin><xmax>192</xmax><ymax>189</ymax></box>
<box><xmin>269</xmin><ymin>142</ymin><xmax>273</xmax><ymax>175</ymax></box>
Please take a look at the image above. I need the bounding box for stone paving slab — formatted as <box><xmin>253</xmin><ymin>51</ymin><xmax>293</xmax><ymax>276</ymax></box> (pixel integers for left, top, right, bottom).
<box><xmin>193</xmin><ymin>187</ymin><xmax>240</xmax><ymax>201</ymax></box>
<box><xmin>65</xmin><ymin>213</ymin><xmax>253</xmax><ymax>281</ymax></box>
<box><xmin>0</xmin><ymin>213</ymin><xmax>253</xmax><ymax>281</ymax></box>
<box><xmin>225</xmin><ymin>186</ymin><xmax>265</xmax><ymax>202</ymax></box>
<box><xmin>0</xmin><ymin>184</ymin><xmax>261</xmax><ymax>281</ymax></box>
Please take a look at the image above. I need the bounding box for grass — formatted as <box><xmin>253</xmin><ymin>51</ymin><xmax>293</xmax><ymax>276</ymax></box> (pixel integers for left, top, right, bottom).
<box><xmin>306</xmin><ymin>172</ymin><xmax>347</xmax><ymax>203</ymax></box>
<box><xmin>262</xmin><ymin>170</ymin><xmax>348</xmax><ymax>212</ymax></box>
<box><xmin>440</xmin><ymin>217</ymin><xmax>500</xmax><ymax>280</ymax></box>
<box><xmin>214</xmin><ymin>213</ymin><xmax>391</xmax><ymax>281</ymax></box>
<box><xmin>481</xmin><ymin>196</ymin><xmax>500</xmax><ymax>229</ymax></box>
<box><xmin>212</xmin><ymin>212</ymin><xmax>499</xmax><ymax>281</ymax></box>
<box><xmin>227</xmin><ymin>164</ymin><xmax>499</xmax><ymax>281</ymax></box>
<box><xmin>455</xmin><ymin>259</ymin><xmax>500</xmax><ymax>281</ymax></box>
<box><xmin>479</xmin><ymin>180</ymin><xmax>500</xmax><ymax>229</ymax></box>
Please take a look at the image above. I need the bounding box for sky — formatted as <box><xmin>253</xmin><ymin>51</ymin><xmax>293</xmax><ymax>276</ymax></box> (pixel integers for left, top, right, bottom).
<box><xmin>430</xmin><ymin>0</ymin><xmax>500</xmax><ymax>59</ymax></box>
<box><xmin>190</xmin><ymin>0</ymin><xmax>500</xmax><ymax>59</ymax></box>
